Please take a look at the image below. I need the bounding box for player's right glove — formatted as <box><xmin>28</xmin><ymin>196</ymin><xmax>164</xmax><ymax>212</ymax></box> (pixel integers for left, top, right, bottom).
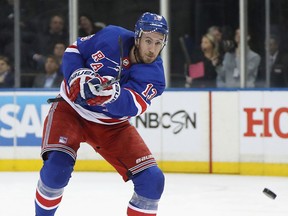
<box><xmin>67</xmin><ymin>68</ymin><xmax>95</xmax><ymax>103</ymax></box>
<box><xmin>67</xmin><ymin>68</ymin><xmax>120</xmax><ymax>106</ymax></box>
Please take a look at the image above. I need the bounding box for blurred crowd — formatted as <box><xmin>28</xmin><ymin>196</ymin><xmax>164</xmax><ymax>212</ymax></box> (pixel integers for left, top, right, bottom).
<box><xmin>182</xmin><ymin>25</ymin><xmax>288</xmax><ymax>89</ymax></box>
<box><xmin>0</xmin><ymin>0</ymin><xmax>288</xmax><ymax>89</ymax></box>
<box><xmin>0</xmin><ymin>0</ymin><xmax>105</xmax><ymax>88</ymax></box>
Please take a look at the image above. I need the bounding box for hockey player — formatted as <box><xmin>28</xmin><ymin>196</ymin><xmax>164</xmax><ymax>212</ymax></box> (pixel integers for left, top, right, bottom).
<box><xmin>34</xmin><ymin>12</ymin><xmax>169</xmax><ymax>216</ymax></box>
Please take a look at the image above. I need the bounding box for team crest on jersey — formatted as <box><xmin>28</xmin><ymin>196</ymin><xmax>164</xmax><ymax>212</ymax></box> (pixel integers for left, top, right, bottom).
<box><xmin>122</xmin><ymin>57</ymin><xmax>131</xmax><ymax>69</ymax></box>
<box><xmin>80</xmin><ymin>34</ymin><xmax>94</xmax><ymax>41</ymax></box>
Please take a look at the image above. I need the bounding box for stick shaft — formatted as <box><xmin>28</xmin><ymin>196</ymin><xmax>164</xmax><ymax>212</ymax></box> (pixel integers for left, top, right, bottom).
<box><xmin>95</xmin><ymin>35</ymin><xmax>124</xmax><ymax>92</ymax></box>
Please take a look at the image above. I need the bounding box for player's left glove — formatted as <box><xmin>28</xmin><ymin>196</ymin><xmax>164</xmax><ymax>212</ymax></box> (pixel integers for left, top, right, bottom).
<box><xmin>81</xmin><ymin>75</ymin><xmax>121</xmax><ymax>106</ymax></box>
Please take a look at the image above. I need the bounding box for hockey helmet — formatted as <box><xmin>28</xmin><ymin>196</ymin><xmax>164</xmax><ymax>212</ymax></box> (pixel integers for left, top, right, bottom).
<box><xmin>135</xmin><ymin>12</ymin><xmax>169</xmax><ymax>44</ymax></box>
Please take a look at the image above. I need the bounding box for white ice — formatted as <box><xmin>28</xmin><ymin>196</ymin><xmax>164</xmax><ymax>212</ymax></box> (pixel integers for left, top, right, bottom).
<box><xmin>0</xmin><ymin>172</ymin><xmax>287</xmax><ymax>215</ymax></box>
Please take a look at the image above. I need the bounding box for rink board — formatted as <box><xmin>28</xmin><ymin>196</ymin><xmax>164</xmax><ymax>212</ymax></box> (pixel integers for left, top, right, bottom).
<box><xmin>0</xmin><ymin>89</ymin><xmax>288</xmax><ymax>176</ymax></box>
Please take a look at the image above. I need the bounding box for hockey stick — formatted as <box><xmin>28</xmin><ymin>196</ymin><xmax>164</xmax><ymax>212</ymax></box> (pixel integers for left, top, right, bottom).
<box><xmin>94</xmin><ymin>35</ymin><xmax>123</xmax><ymax>92</ymax></box>
<box><xmin>47</xmin><ymin>35</ymin><xmax>124</xmax><ymax>103</ymax></box>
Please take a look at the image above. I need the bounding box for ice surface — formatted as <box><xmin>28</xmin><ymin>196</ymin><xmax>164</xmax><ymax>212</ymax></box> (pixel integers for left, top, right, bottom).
<box><xmin>0</xmin><ymin>172</ymin><xmax>287</xmax><ymax>215</ymax></box>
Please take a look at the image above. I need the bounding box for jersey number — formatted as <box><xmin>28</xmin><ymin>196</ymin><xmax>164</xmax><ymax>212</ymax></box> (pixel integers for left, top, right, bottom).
<box><xmin>142</xmin><ymin>84</ymin><xmax>157</xmax><ymax>100</ymax></box>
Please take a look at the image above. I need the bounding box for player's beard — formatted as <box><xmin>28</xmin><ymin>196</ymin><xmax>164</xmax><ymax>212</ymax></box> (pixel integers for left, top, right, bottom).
<box><xmin>135</xmin><ymin>47</ymin><xmax>157</xmax><ymax>64</ymax></box>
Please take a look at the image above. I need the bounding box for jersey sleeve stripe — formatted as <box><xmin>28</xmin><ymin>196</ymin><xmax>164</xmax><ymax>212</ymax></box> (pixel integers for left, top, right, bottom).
<box><xmin>125</xmin><ymin>88</ymin><xmax>149</xmax><ymax>115</ymax></box>
<box><xmin>65</xmin><ymin>44</ymin><xmax>80</xmax><ymax>54</ymax></box>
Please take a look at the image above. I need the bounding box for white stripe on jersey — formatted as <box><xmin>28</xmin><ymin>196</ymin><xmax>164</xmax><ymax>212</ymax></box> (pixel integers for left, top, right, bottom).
<box><xmin>65</xmin><ymin>41</ymin><xmax>80</xmax><ymax>54</ymax></box>
<box><xmin>125</xmin><ymin>88</ymin><xmax>149</xmax><ymax>116</ymax></box>
<box><xmin>65</xmin><ymin>47</ymin><xmax>80</xmax><ymax>54</ymax></box>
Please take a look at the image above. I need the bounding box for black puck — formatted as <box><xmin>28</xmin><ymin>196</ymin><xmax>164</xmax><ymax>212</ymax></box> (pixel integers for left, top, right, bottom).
<box><xmin>263</xmin><ymin>188</ymin><xmax>277</xmax><ymax>199</ymax></box>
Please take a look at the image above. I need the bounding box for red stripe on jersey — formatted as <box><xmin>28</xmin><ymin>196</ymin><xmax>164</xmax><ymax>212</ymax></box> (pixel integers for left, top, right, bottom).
<box><xmin>36</xmin><ymin>189</ymin><xmax>63</xmax><ymax>209</ymax></box>
<box><xmin>68</xmin><ymin>44</ymin><xmax>77</xmax><ymax>49</ymax></box>
<box><xmin>125</xmin><ymin>88</ymin><xmax>148</xmax><ymax>114</ymax></box>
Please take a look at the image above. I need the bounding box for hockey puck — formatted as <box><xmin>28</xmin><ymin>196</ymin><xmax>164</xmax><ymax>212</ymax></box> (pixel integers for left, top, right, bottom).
<box><xmin>263</xmin><ymin>188</ymin><xmax>277</xmax><ymax>199</ymax></box>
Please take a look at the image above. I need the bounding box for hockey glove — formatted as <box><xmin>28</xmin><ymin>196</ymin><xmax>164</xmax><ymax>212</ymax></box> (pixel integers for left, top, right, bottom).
<box><xmin>82</xmin><ymin>75</ymin><xmax>121</xmax><ymax>106</ymax></box>
<box><xmin>68</xmin><ymin>68</ymin><xmax>95</xmax><ymax>102</ymax></box>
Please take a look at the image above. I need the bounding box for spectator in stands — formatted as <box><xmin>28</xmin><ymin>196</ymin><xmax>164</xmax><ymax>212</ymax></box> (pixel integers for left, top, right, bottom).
<box><xmin>267</xmin><ymin>35</ymin><xmax>288</xmax><ymax>87</ymax></box>
<box><xmin>33</xmin><ymin>41</ymin><xmax>67</xmax><ymax>71</ymax></box>
<box><xmin>207</xmin><ymin>25</ymin><xmax>236</xmax><ymax>64</ymax></box>
<box><xmin>207</xmin><ymin>26</ymin><xmax>222</xmax><ymax>43</ymax></box>
<box><xmin>53</xmin><ymin>41</ymin><xmax>66</xmax><ymax>65</ymax></box>
<box><xmin>0</xmin><ymin>0</ymin><xmax>34</xmax><ymax>87</ymax></box>
<box><xmin>217</xmin><ymin>28</ymin><xmax>261</xmax><ymax>88</ymax></box>
<box><xmin>30</xmin><ymin>14</ymin><xmax>68</xmax><ymax>70</ymax></box>
<box><xmin>0</xmin><ymin>0</ymin><xmax>14</xmax><ymax>54</ymax></box>
<box><xmin>185</xmin><ymin>33</ymin><xmax>220</xmax><ymax>88</ymax></box>
<box><xmin>0</xmin><ymin>55</ymin><xmax>14</xmax><ymax>88</ymax></box>
<box><xmin>53</xmin><ymin>41</ymin><xmax>66</xmax><ymax>75</ymax></box>
<box><xmin>32</xmin><ymin>55</ymin><xmax>62</xmax><ymax>88</ymax></box>
<box><xmin>78</xmin><ymin>14</ymin><xmax>106</xmax><ymax>37</ymax></box>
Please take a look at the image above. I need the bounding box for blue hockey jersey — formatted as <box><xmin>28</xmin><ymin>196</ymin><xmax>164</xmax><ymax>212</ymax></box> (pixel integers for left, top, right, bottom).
<box><xmin>59</xmin><ymin>25</ymin><xmax>166</xmax><ymax>125</ymax></box>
